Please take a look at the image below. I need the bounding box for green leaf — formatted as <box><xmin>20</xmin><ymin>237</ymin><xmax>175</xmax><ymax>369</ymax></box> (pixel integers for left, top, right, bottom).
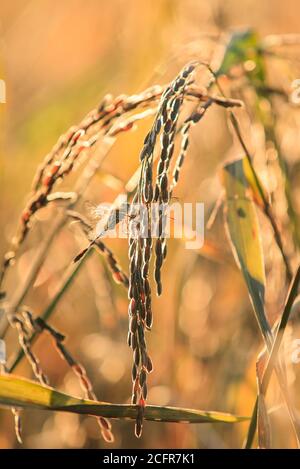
<box><xmin>0</xmin><ymin>374</ymin><xmax>248</xmax><ymax>424</ymax></box>
<box><xmin>216</xmin><ymin>29</ymin><xmax>265</xmax><ymax>84</ymax></box>
<box><xmin>222</xmin><ymin>157</ymin><xmax>271</xmax><ymax>342</ymax></box>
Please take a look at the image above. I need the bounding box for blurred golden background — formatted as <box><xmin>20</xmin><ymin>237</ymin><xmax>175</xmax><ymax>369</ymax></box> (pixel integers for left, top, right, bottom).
<box><xmin>1</xmin><ymin>0</ymin><xmax>300</xmax><ymax>449</ymax></box>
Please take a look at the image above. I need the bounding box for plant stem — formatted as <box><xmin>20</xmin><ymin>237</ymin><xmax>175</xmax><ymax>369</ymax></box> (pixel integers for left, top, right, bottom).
<box><xmin>244</xmin><ymin>265</ymin><xmax>300</xmax><ymax>448</ymax></box>
<box><xmin>7</xmin><ymin>249</ymin><xmax>92</xmax><ymax>373</ymax></box>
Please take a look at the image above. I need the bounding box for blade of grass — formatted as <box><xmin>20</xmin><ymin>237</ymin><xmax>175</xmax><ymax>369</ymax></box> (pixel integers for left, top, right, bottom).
<box><xmin>256</xmin><ymin>354</ymin><xmax>272</xmax><ymax>448</ymax></box>
<box><xmin>228</xmin><ymin>112</ymin><xmax>292</xmax><ymax>283</ymax></box>
<box><xmin>222</xmin><ymin>157</ymin><xmax>271</xmax><ymax>342</ymax></box>
<box><xmin>0</xmin><ymin>374</ymin><xmax>249</xmax><ymax>424</ymax></box>
<box><xmin>222</xmin><ymin>158</ymin><xmax>300</xmax><ymax>446</ymax></box>
<box><xmin>257</xmin><ymin>393</ymin><xmax>271</xmax><ymax>448</ymax></box>
<box><xmin>216</xmin><ymin>28</ymin><xmax>300</xmax><ymax>255</ymax></box>
<box><xmin>244</xmin><ymin>265</ymin><xmax>300</xmax><ymax>448</ymax></box>
<box><xmin>211</xmin><ymin>61</ymin><xmax>293</xmax><ymax>283</ymax></box>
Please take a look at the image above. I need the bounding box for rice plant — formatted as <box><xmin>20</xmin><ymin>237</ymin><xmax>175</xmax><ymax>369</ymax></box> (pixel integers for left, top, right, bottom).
<box><xmin>1</xmin><ymin>22</ymin><xmax>300</xmax><ymax>449</ymax></box>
